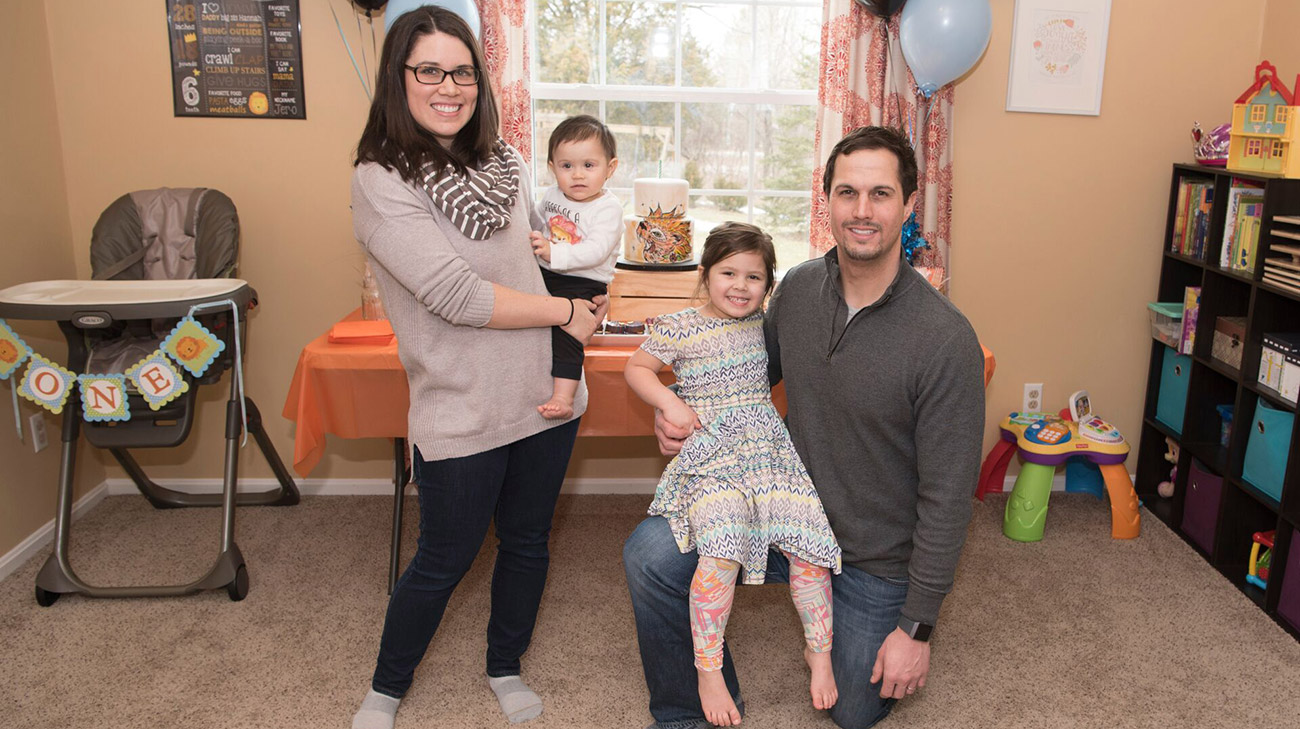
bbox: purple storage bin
[1279,537,1300,633]
[1181,460,1223,554]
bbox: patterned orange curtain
[812,0,954,292]
[478,0,532,161]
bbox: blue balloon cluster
[383,0,481,38]
[899,0,992,99]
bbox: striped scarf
[420,140,521,241]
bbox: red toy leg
[977,440,1017,501]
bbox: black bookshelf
[1136,163,1300,638]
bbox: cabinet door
[1181,460,1223,553]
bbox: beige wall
[955,0,1266,458]
[3,0,1290,559]
[1262,0,1300,75]
[0,4,105,557]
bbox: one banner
[78,374,131,422]
[18,354,76,415]
[0,319,31,380]
[162,316,226,377]
[167,0,306,119]
[126,353,190,411]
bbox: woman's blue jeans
[623,515,907,729]
[371,419,580,698]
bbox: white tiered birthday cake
[621,178,695,266]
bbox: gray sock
[352,689,401,729]
[487,674,543,723]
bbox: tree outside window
[532,0,820,271]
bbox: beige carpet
[1,492,1298,728]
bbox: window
[530,0,821,270]
[1247,139,1263,157]
[1276,105,1290,124]
[1251,104,1267,123]
[1272,141,1286,159]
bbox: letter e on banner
[125,352,189,411]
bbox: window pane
[533,99,601,186]
[758,195,811,270]
[756,103,815,192]
[607,101,676,187]
[607,0,677,86]
[681,3,748,89]
[534,0,599,84]
[689,193,746,255]
[682,103,750,192]
[754,5,821,90]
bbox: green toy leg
[1004,462,1055,542]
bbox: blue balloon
[383,0,481,39]
[899,0,992,99]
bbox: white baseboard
[104,476,661,497]
[0,482,109,583]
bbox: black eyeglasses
[405,65,480,86]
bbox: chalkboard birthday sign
[167,0,306,119]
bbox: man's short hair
[547,115,617,162]
[821,126,918,201]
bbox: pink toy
[1192,121,1230,167]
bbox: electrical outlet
[30,413,48,453]
[1023,382,1044,413]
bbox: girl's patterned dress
[642,308,841,584]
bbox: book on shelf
[1172,177,1213,258]
[1231,196,1265,272]
[1222,179,1266,267]
[1180,285,1201,355]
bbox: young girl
[624,222,842,727]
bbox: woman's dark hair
[354,6,499,182]
[698,222,777,295]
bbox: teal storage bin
[1156,348,1191,435]
[1242,400,1294,501]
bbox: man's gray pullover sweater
[765,249,985,625]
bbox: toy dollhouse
[1228,61,1300,177]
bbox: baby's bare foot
[697,669,742,726]
[805,646,838,710]
[537,396,574,420]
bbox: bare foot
[537,396,574,420]
[805,646,838,710]
[698,669,741,726]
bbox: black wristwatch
[897,616,933,642]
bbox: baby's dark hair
[547,115,617,162]
[699,222,776,294]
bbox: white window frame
[528,0,820,236]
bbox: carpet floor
[1,492,1298,728]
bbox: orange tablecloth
[283,314,994,478]
[282,318,676,477]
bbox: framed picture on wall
[1006,0,1112,116]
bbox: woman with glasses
[349,8,602,729]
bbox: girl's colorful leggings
[689,553,833,672]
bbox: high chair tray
[0,279,251,321]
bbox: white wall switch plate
[30,413,48,453]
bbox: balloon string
[330,0,372,100]
[354,5,371,93]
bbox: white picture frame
[1006,0,1112,116]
